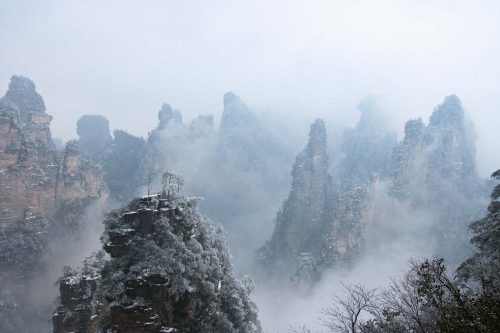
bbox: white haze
[254,181,456,332]
[1,1,499,332]
[1,0,499,176]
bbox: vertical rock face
[56,140,109,229]
[338,95,397,191]
[390,95,485,260]
[0,75,109,333]
[425,95,478,199]
[260,120,371,285]
[76,115,112,161]
[390,118,427,201]
[391,95,480,205]
[0,76,108,229]
[103,130,146,202]
[3,75,46,122]
[0,77,59,227]
[320,185,371,270]
[265,119,333,265]
[54,187,262,333]
[74,114,147,203]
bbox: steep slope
[390,95,487,261]
[261,120,333,269]
[0,75,108,333]
[0,76,108,231]
[259,120,372,286]
[53,177,262,333]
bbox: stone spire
[3,75,46,115]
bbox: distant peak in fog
[3,75,46,115]
[306,118,327,155]
[223,91,242,107]
[429,94,464,128]
[158,103,182,128]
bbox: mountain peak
[158,103,182,128]
[3,75,46,114]
[429,94,464,128]
[306,119,327,155]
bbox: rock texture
[390,95,486,260]
[259,120,372,286]
[0,75,108,333]
[0,76,108,230]
[262,120,333,268]
[54,183,262,333]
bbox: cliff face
[390,95,486,260]
[259,120,372,285]
[56,140,109,229]
[0,76,108,230]
[264,120,333,266]
[391,96,481,206]
[0,100,58,227]
[54,186,262,333]
[0,76,109,333]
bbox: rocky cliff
[259,119,372,286]
[53,178,262,333]
[390,95,486,261]
[0,75,108,333]
[391,95,479,203]
[0,76,108,230]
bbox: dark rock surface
[77,114,113,161]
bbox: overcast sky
[1,0,499,176]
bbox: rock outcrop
[54,179,262,333]
[259,120,372,286]
[103,130,146,203]
[261,120,333,270]
[0,75,108,333]
[77,115,112,162]
[0,76,108,230]
[390,95,486,261]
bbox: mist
[1,1,500,333]
[1,0,499,175]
